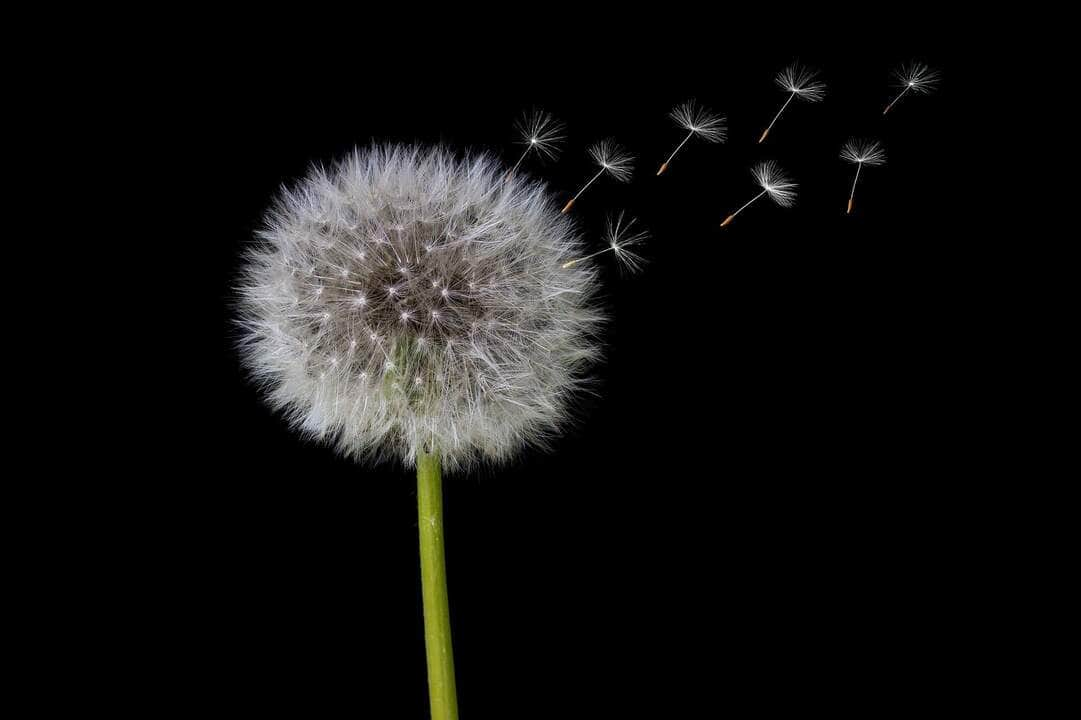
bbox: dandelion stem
[848,163,862,214]
[659,131,695,174]
[418,452,459,720]
[507,147,530,178]
[563,169,606,213]
[562,246,613,269]
[760,92,794,143]
[734,190,767,217]
[884,85,911,114]
[721,191,767,227]
[573,169,605,201]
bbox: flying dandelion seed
[840,139,887,214]
[884,62,939,115]
[561,139,635,213]
[506,109,565,179]
[562,212,649,273]
[657,100,726,176]
[720,161,797,227]
[758,63,826,143]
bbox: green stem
[417,452,459,720]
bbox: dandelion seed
[840,139,886,214]
[759,63,826,143]
[884,62,939,115]
[657,100,726,176]
[506,109,565,179]
[562,212,648,273]
[562,139,635,213]
[720,161,797,228]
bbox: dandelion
[657,100,726,176]
[562,212,648,273]
[758,63,826,143]
[506,108,565,178]
[561,139,635,213]
[238,144,604,720]
[884,62,939,115]
[840,139,886,214]
[720,161,797,227]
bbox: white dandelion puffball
[238,145,604,471]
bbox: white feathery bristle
[238,144,604,471]
[894,62,939,93]
[841,139,887,166]
[752,161,798,207]
[670,100,727,143]
[588,139,636,182]
[605,213,648,274]
[561,212,648,272]
[775,63,827,101]
[515,109,566,160]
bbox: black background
[179,17,971,717]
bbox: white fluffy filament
[658,100,727,176]
[720,161,798,227]
[841,139,887,213]
[759,63,826,143]
[561,139,636,213]
[562,213,649,273]
[884,62,939,114]
[507,109,565,178]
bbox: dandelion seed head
[752,161,798,207]
[841,139,887,166]
[894,62,939,93]
[670,100,727,143]
[238,145,604,471]
[588,139,635,182]
[776,63,827,102]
